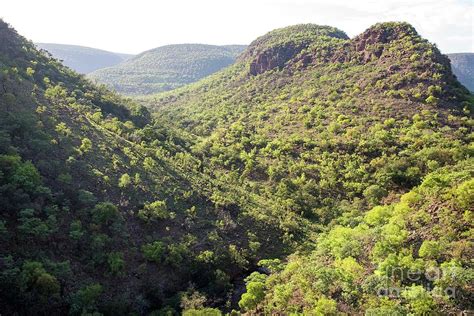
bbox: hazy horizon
[2,0,473,54]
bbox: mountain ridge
[36,43,133,73]
[1,19,473,315]
[88,43,247,95]
[448,52,474,92]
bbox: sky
[1,0,473,54]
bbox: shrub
[401,285,435,314]
[454,179,474,209]
[313,296,337,315]
[79,137,92,154]
[69,220,84,240]
[239,272,266,311]
[92,202,120,225]
[107,252,125,275]
[118,173,131,188]
[137,200,170,221]
[70,283,103,315]
[19,261,60,297]
[425,95,438,105]
[142,241,165,263]
[77,190,97,206]
[363,185,388,207]
[418,240,442,259]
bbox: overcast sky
[2,0,473,54]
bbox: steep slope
[150,23,474,314]
[0,20,278,315]
[36,43,133,73]
[448,53,474,92]
[88,44,246,95]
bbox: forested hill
[0,18,473,315]
[0,19,279,315]
[448,53,474,92]
[88,44,247,95]
[151,23,474,314]
[36,43,133,73]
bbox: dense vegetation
[1,19,473,315]
[36,43,133,74]
[150,23,474,314]
[0,20,276,315]
[88,44,246,96]
[448,53,474,92]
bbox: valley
[0,18,473,316]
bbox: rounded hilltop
[239,24,348,75]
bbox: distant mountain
[448,53,474,92]
[88,44,247,95]
[36,43,133,73]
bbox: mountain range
[448,53,474,92]
[36,43,133,73]
[0,19,473,315]
[88,44,247,95]
[38,44,473,97]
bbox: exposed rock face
[240,24,348,76]
[249,44,304,75]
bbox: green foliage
[69,220,84,240]
[118,173,131,188]
[454,178,474,209]
[142,241,165,263]
[401,285,436,314]
[107,251,125,275]
[20,261,60,297]
[137,200,170,221]
[70,283,103,315]
[418,240,442,259]
[239,272,266,311]
[91,202,120,225]
[88,44,246,95]
[313,296,337,315]
[0,18,473,315]
[182,308,222,316]
[79,137,92,154]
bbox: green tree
[118,173,131,188]
[92,202,120,225]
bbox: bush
[142,241,165,263]
[137,200,170,221]
[20,261,60,297]
[69,220,84,240]
[78,137,92,154]
[363,185,388,207]
[70,283,103,315]
[454,179,474,209]
[239,272,266,311]
[401,285,435,314]
[107,252,125,275]
[118,173,131,188]
[418,240,442,259]
[313,296,337,315]
[35,273,60,296]
[77,190,97,206]
[92,202,120,225]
